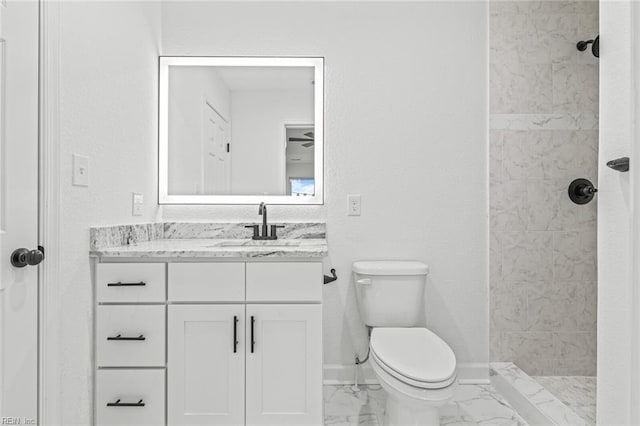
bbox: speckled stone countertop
[90,238,328,259]
[89,222,327,259]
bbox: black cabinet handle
[106,399,145,407]
[107,334,146,341]
[250,316,255,353]
[107,281,146,287]
[233,316,238,353]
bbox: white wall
[598,1,634,424]
[230,89,313,195]
[161,1,489,377]
[58,2,161,423]
[168,67,230,194]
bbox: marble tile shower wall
[489,1,599,376]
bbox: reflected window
[290,178,315,196]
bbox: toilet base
[384,393,440,426]
[370,352,454,426]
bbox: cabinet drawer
[97,305,165,367]
[169,263,244,302]
[96,369,165,426]
[246,262,322,301]
[97,263,165,303]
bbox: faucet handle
[244,225,259,239]
[270,225,285,239]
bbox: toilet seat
[370,327,456,389]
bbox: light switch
[348,194,361,216]
[72,154,89,187]
[132,192,144,216]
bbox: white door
[202,104,230,195]
[0,0,40,422]
[246,304,322,426]
[168,305,245,426]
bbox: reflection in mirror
[159,57,324,205]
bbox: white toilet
[353,260,457,426]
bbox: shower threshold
[490,362,593,426]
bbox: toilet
[353,260,457,426]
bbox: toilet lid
[370,328,456,384]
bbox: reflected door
[203,104,230,195]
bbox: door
[168,305,244,426]
[0,0,40,422]
[202,103,230,195]
[246,304,322,426]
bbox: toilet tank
[353,260,429,327]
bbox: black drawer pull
[107,399,145,407]
[107,281,146,287]
[233,315,239,353]
[250,316,255,353]
[107,334,146,341]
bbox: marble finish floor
[534,376,596,426]
[324,384,528,426]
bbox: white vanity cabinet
[94,260,323,426]
[168,304,245,425]
[245,304,322,426]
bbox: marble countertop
[90,238,328,259]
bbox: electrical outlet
[348,194,361,216]
[132,192,144,216]
[72,154,89,187]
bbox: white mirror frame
[158,56,324,205]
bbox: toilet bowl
[352,261,457,426]
[369,327,456,426]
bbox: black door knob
[11,246,45,268]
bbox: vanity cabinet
[94,260,323,426]
[245,304,322,426]
[168,305,245,425]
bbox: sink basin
[213,240,301,248]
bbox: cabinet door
[168,305,244,426]
[246,304,322,426]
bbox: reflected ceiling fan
[288,131,314,147]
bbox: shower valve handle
[578,186,597,196]
[568,178,598,205]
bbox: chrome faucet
[244,202,284,240]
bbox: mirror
[159,57,324,205]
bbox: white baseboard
[323,363,378,385]
[456,362,490,384]
[323,362,489,385]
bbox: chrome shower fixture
[577,35,599,58]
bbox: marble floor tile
[324,383,528,426]
[534,376,596,426]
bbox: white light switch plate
[72,154,89,187]
[132,192,144,216]
[348,194,361,216]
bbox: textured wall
[489,1,599,375]
[58,2,162,424]
[161,1,490,377]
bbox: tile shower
[489,0,599,376]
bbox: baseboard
[456,362,490,384]
[323,363,378,385]
[323,362,489,385]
